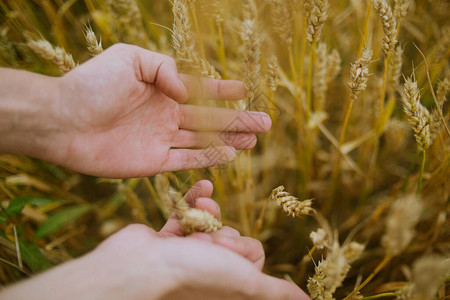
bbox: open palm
[49,44,271,177]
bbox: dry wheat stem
[345,254,392,299]
[328,48,373,211]
[189,1,206,60]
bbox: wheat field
[0,0,449,299]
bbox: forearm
[0,247,176,300]
[0,68,61,156]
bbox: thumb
[133,46,188,102]
[251,274,311,300]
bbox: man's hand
[0,44,271,177]
[55,44,272,177]
[0,181,310,300]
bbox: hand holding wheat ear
[0,180,309,300]
[0,43,271,178]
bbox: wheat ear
[306,0,330,44]
[401,77,431,151]
[84,25,103,56]
[270,186,314,217]
[27,38,76,73]
[373,0,398,55]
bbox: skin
[0,44,310,299]
[0,43,271,178]
[0,181,310,300]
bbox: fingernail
[227,146,236,154]
[251,111,269,118]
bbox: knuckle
[167,56,177,66]
[158,55,176,69]
[247,237,264,253]
[216,80,224,98]
[110,42,128,52]
[121,223,152,235]
[222,226,241,236]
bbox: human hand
[0,181,310,300]
[38,43,271,177]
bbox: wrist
[0,69,63,157]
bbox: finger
[214,226,240,237]
[252,274,311,300]
[160,180,214,237]
[180,74,247,100]
[179,105,272,132]
[99,223,158,249]
[160,147,236,173]
[159,197,220,237]
[172,130,257,150]
[188,232,214,242]
[212,235,265,270]
[194,197,221,221]
[159,213,183,237]
[183,180,213,206]
[133,45,188,102]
